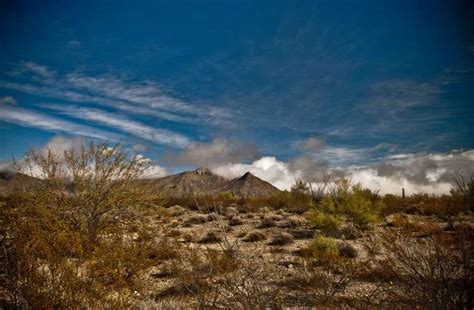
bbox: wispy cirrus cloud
[368,80,440,114]
[40,104,191,147]
[1,61,232,125]
[0,80,198,124]
[0,105,122,141]
[21,61,57,79]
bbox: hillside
[216,172,281,198]
[149,168,281,198]
[0,171,43,195]
[148,167,228,197]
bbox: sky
[1,0,473,194]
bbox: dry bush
[197,231,222,244]
[257,217,277,228]
[337,241,358,258]
[1,143,158,308]
[279,257,357,307]
[162,193,240,212]
[377,229,474,308]
[169,247,282,308]
[390,216,443,237]
[183,214,208,226]
[268,232,294,246]
[382,192,469,217]
[22,142,150,243]
[1,200,137,308]
[228,216,243,226]
[276,218,300,228]
[242,230,267,242]
[192,197,240,257]
[451,173,474,212]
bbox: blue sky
[0,1,473,192]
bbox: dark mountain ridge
[149,168,281,198]
[0,168,282,198]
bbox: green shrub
[311,235,339,259]
[308,208,341,231]
[308,178,382,230]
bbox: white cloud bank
[212,156,300,190]
[1,136,168,180]
[211,150,474,194]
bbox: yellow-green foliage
[1,143,158,308]
[308,207,341,231]
[311,235,339,259]
[309,178,382,230]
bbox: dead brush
[279,256,357,307]
[193,196,239,258]
[257,217,277,228]
[242,230,266,242]
[170,248,282,308]
[376,228,474,308]
[268,232,294,246]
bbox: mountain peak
[194,167,212,176]
[240,171,255,179]
[219,171,280,198]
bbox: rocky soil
[123,203,474,308]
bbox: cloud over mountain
[211,149,474,194]
[164,138,259,167]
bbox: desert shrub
[228,216,243,226]
[197,231,221,244]
[276,217,300,228]
[382,192,470,217]
[257,217,277,228]
[268,232,294,246]
[309,178,382,231]
[310,235,340,260]
[280,255,357,307]
[22,143,150,243]
[451,173,474,212]
[163,193,240,211]
[337,241,358,258]
[378,229,474,308]
[170,248,281,308]
[288,179,313,213]
[1,200,139,308]
[308,208,341,232]
[242,230,266,242]
[1,143,159,308]
[215,192,240,207]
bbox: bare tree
[24,142,149,243]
